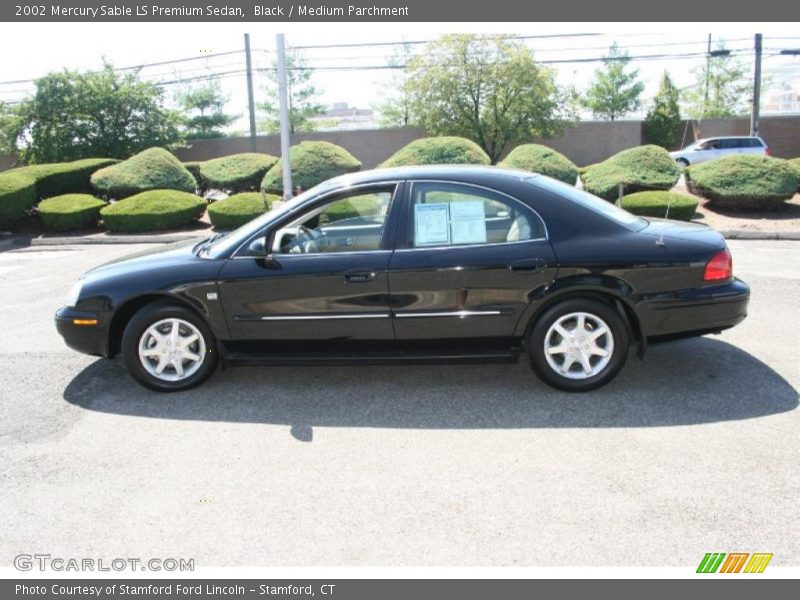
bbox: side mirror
[248,231,280,268]
[248,237,267,256]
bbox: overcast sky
[1,22,799,131]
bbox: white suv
[670,136,769,167]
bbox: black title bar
[0,0,796,22]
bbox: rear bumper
[55,307,110,357]
[639,278,750,342]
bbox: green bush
[100,190,206,233]
[182,161,204,184]
[261,141,361,193]
[498,144,578,185]
[38,194,107,231]
[10,158,120,199]
[207,192,279,230]
[582,145,682,200]
[790,158,800,189]
[685,155,799,210]
[91,148,197,199]
[319,194,382,224]
[380,136,490,168]
[0,171,37,228]
[199,153,278,193]
[621,191,698,221]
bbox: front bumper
[55,307,110,357]
[639,277,750,342]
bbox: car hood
[83,237,208,281]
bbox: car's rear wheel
[121,303,218,392]
[528,299,629,392]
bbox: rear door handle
[509,258,546,272]
[343,270,377,283]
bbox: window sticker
[449,200,487,245]
[414,203,450,246]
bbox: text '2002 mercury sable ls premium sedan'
[56,166,749,393]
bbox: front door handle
[343,270,377,283]
[509,258,546,272]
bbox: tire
[121,302,218,392]
[676,158,689,168]
[528,298,629,392]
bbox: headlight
[64,280,83,308]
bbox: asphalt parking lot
[0,240,798,568]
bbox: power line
[0,48,249,86]
[287,32,604,50]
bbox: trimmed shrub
[91,148,196,199]
[621,191,698,221]
[261,141,361,193]
[685,155,799,210]
[10,158,120,199]
[790,158,800,190]
[100,190,206,233]
[38,194,107,231]
[499,144,579,185]
[207,192,279,230]
[183,161,204,184]
[199,153,278,193]
[0,171,37,228]
[582,145,682,201]
[380,136,490,168]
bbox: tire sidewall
[121,303,218,392]
[528,298,629,392]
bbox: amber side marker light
[73,319,98,326]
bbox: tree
[684,44,749,118]
[582,43,645,121]
[375,42,413,128]
[176,80,237,139]
[12,65,182,164]
[644,71,682,149]
[259,50,324,134]
[405,34,574,164]
[0,102,20,155]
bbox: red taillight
[765,146,771,156]
[704,248,733,281]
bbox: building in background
[763,83,800,113]
[309,102,376,131]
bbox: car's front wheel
[676,158,689,168]
[528,299,629,392]
[121,303,218,392]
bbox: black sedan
[56,166,749,392]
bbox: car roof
[323,164,537,187]
[695,135,762,142]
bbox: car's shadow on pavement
[63,337,798,440]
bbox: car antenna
[656,194,673,247]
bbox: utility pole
[703,33,711,111]
[276,33,293,199]
[750,33,762,136]
[244,33,257,152]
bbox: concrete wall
[0,154,19,172]
[175,127,427,169]
[175,121,644,168]
[2,116,798,173]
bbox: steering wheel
[294,225,320,254]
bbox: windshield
[526,176,646,230]
[201,181,340,258]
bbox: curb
[718,230,800,240]
[0,233,202,250]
